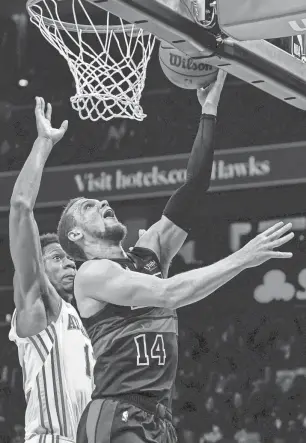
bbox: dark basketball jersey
[82,247,178,409]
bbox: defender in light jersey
[57,71,294,443]
[9,97,95,443]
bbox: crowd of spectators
[173,304,306,443]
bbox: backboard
[86,0,306,111]
[216,0,306,41]
[156,0,210,24]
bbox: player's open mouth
[102,208,115,219]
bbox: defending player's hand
[197,69,227,115]
[237,222,294,269]
[35,96,68,146]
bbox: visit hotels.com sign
[0,141,306,211]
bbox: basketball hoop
[26,0,156,121]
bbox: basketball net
[26,0,156,121]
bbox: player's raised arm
[9,97,68,310]
[76,222,293,310]
[135,70,227,276]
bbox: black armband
[163,114,216,232]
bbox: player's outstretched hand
[197,69,227,115]
[35,96,68,146]
[236,222,294,269]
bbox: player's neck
[84,241,127,260]
[58,289,74,303]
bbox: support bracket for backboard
[88,0,306,110]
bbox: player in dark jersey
[84,247,177,407]
[57,70,294,443]
[79,246,179,442]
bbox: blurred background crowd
[175,306,306,443]
[1,1,306,443]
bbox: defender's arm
[10,97,68,310]
[10,137,52,309]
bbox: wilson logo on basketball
[169,53,213,71]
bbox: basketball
[159,43,218,90]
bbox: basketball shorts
[76,394,177,443]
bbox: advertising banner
[1,141,306,211]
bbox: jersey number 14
[134,334,166,366]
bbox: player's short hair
[40,233,59,255]
[57,197,87,262]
